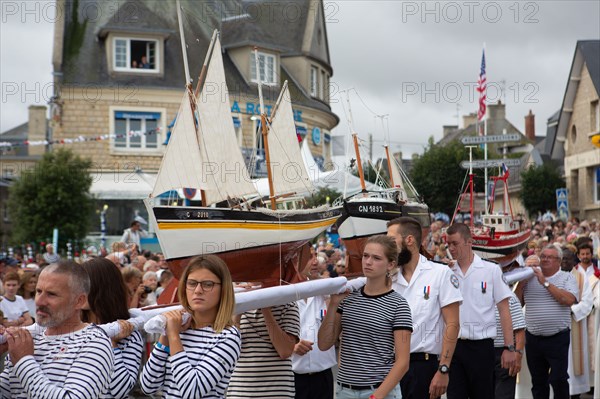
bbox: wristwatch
[438,364,450,374]
[503,344,516,352]
[543,281,550,289]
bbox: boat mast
[467,145,475,230]
[176,0,192,93]
[254,47,277,210]
[176,0,213,205]
[194,29,218,98]
[345,92,366,192]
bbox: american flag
[476,49,487,125]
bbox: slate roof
[57,0,335,117]
[579,40,600,96]
[437,103,529,148]
[549,40,600,161]
[221,0,331,68]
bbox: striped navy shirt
[227,303,301,399]
[0,324,114,399]
[103,330,144,399]
[140,325,241,399]
[494,293,526,347]
[523,270,579,336]
[337,288,413,386]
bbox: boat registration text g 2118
[358,205,384,213]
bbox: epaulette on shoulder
[430,259,450,266]
[483,259,499,265]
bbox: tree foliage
[8,149,94,248]
[410,137,485,215]
[305,187,341,208]
[351,161,388,185]
[520,162,565,217]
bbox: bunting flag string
[0,128,162,149]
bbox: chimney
[525,110,535,141]
[462,113,477,129]
[443,125,458,137]
[28,105,48,156]
[488,100,506,121]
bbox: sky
[1,0,599,161]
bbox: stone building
[49,0,338,236]
[552,40,600,220]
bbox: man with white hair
[42,244,60,264]
[515,245,579,398]
[0,260,114,398]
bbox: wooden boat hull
[472,229,531,266]
[166,240,312,287]
[145,201,340,284]
[336,198,430,275]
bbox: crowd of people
[0,214,598,399]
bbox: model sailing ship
[451,147,530,266]
[334,95,430,276]
[145,29,340,286]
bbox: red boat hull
[471,229,531,265]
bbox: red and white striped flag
[476,49,487,134]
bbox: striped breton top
[140,325,241,399]
[103,330,144,399]
[337,287,413,386]
[493,292,526,348]
[0,324,114,399]
[226,303,301,399]
[523,270,579,336]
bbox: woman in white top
[140,255,242,399]
[17,271,38,321]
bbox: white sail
[151,93,206,198]
[195,39,256,205]
[388,153,406,192]
[267,83,314,197]
[151,38,256,203]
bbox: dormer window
[250,51,277,85]
[112,37,160,73]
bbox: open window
[113,37,160,72]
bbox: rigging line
[351,88,380,117]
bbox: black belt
[295,369,329,376]
[339,382,382,391]
[410,352,438,361]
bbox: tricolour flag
[501,163,510,178]
[476,49,487,127]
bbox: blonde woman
[140,255,241,398]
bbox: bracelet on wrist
[155,341,170,354]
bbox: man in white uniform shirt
[386,217,462,399]
[445,223,516,399]
[291,249,337,399]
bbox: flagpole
[481,43,489,215]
